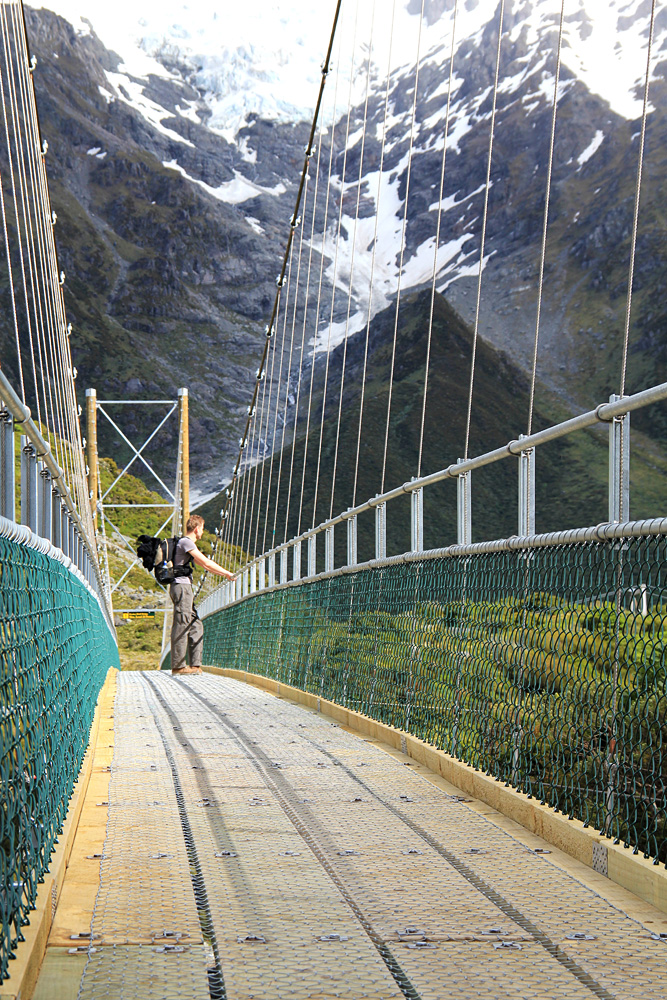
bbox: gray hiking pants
[170,581,203,670]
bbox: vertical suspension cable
[262,245,294,553]
[463,0,505,460]
[281,172,313,545]
[301,40,344,533]
[311,0,353,527]
[0,7,42,424]
[207,0,342,576]
[417,0,458,478]
[295,130,325,537]
[329,0,376,520]
[351,0,397,507]
[620,0,656,398]
[380,0,425,493]
[526,0,565,437]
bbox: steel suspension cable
[261,244,294,553]
[380,0,425,493]
[329,0,376,520]
[527,0,565,437]
[463,0,506,460]
[295,125,326,537]
[620,0,656,399]
[303,38,344,533]
[0,8,42,425]
[281,170,313,545]
[311,0,356,527]
[417,0,459,478]
[212,0,342,549]
[351,0,397,507]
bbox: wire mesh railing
[200,523,667,867]
[0,519,119,985]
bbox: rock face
[0,7,311,493]
[2,4,664,512]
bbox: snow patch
[106,71,195,146]
[577,130,605,168]
[245,215,264,235]
[163,160,286,205]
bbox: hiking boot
[172,666,198,676]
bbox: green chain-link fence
[0,534,119,984]
[203,533,667,865]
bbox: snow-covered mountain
[17,1,667,504]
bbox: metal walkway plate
[73,672,666,1000]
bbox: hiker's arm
[190,547,235,579]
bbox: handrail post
[61,505,69,557]
[268,552,275,588]
[325,525,334,573]
[375,502,386,560]
[411,485,423,553]
[308,534,316,577]
[243,568,249,596]
[518,435,535,536]
[51,488,61,549]
[250,562,257,593]
[347,515,357,567]
[456,458,472,545]
[38,463,52,541]
[0,407,14,521]
[609,394,630,523]
[293,540,302,581]
[21,435,38,533]
[280,546,288,584]
[258,556,266,590]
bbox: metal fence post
[608,394,630,523]
[235,575,242,600]
[21,436,38,532]
[38,463,52,540]
[258,556,266,590]
[61,506,69,557]
[250,562,257,593]
[280,546,288,584]
[375,503,386,560]
[243,568,249,596]
[69,519,76,562]
[0,408,14,520]
[268,552,275,588]
[347,515,357,567]
[410,486,423,553]
[325,525,334,573]
[308,534,316,577]
[293,540,302,581]
[456,460,472,545]
[518,436,535,536]
[51,489,61,549]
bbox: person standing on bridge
[170,514,235,676]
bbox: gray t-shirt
[172,536,196,583]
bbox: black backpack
[136,535,193,584]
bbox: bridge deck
[33,672,666,1000]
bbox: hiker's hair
[186,514,205,532]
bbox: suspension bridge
[1,1,666,998]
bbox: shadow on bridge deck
[29,671,667,1000]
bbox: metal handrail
[209,380,667,587]
[0,367,111,620]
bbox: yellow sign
[121,611,156,620]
